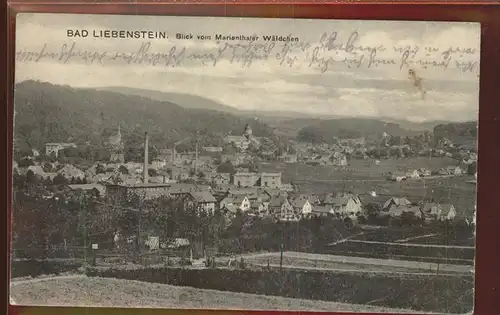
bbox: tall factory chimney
[143,132,149,184]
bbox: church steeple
[244,124,252,139]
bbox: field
[240,251,472,275]
[262,157,460,181]
[322,226,475,265]
[10,276,420,313]
[261,158,476,218]
[351,227,475,246]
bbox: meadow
[9,276,425,313]
[261,158,476,218]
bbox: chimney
[143,132,149,184]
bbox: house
[418,168,431,177]
[383,197,412,211]
[406,170,420,179]
[387,205,422,218]
[186,191,217,215]
[67,183,106,198]
[57,164,86,181]
[450,166,464,176]
[290,196,313,218]
[194,156,215,169]
[282,153,298,163]
[319,152,348,166]
[312,205,334,217]
[211,172,231,186]
[260,173,282,189]
[173,152,195,166]
[322,193,362,217]
[422,203,457,221]
[26,165,49,178]
[106,183,174,202]
[250,199,270,216]
[220,195,252,212]
[269,197,297,221]
[45,142,77,158]
[331,152,347,166]
[280,183,294,192]
[390,172,407,182]
[152,157,168,169]
[203,146,223,153]
[223,124,261,152]
[233,172,260,187]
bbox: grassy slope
[10,277,422,313]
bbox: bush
[87,266,473,313]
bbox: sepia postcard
[10,13,478,314]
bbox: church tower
[244,124,252,139]
[109,124,125,163]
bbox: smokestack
[143,132,149,184]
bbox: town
[12,122,477,264]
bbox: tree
[118,165,129,175]
[217,161,235,174]
[95,164,106,174]
[25,170,37,185]
[297,126,326,144]
[42,162,54,173]
[18,158,34,168]
[13,172,26,190]
[148,168,158,177]
[53,174,68,186]
[222,143,238,155]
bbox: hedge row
[11,259,83,278]
[86,266,474,314]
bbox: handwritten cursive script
[15,30,479,74]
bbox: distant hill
[13,81,276,153]
[433,121,477,146]
[98,87,242,115]
[294,118,425,143]
[98,87,309,119]
[97,87,452,138]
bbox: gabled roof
[225,194,249,205]
[221,204,239,214]
[189,191,216,203]
[290,198,309,208]
[312,205,332,213]
[166,238,190,248]
[68,184,105,195]
[269,196,288,208]
[322,192,359,206]
[383,197,411,209]
[441,204,455,215]
[168,183,199,194]
[57,164,84,177]
[422,202,439,213]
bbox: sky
[15,13,480,123]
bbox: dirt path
[251,263,466,277]
[395,233,440,243]
[348,239,474,249]
[237,251,473,274]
